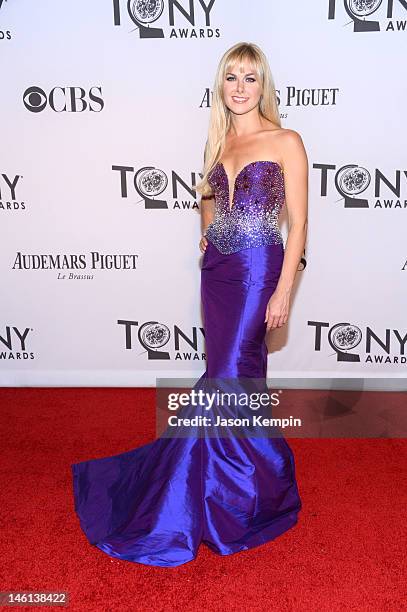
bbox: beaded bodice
[204,160,285,255]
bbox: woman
[71,42,307,567]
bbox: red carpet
[1,387,406,611]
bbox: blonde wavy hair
[194,41,281,198]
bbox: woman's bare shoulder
[273,128,306,158]
[269,126,304,143]
[260,126,305,168]
[261,125,303,147]
[277,129,308,173]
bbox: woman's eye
[226,76,256,82]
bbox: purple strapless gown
[71,160,302,567]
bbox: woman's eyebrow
[226,71,256,76]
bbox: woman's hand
[264,290,290,331]
[199,235,208,253]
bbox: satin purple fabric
[71,163,302,567]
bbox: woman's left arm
[265,130,309,330]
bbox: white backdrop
[1,0,406,387]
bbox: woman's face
[222,60,262,115]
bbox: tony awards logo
[112,163,200,211]
[0,0,11,41]
[328,0,407,32]
[308,320,407,365]
[341,0,382,32]
[117,319,206,361]
[328,323,362,362]
[315,162,407,210]
[135,166,168,209]
[127,0,165,38]
[335,164,370,208]
[138,321,171,359]
[113,0,220,39]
